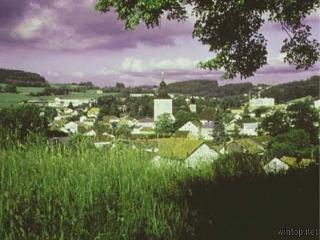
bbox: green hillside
[166,80,253,97]
[166,80,219,95]
[261,75,320,103]
[0,68,47,87]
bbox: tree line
[0,68,47,87]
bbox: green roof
[229,138,264,154]
[157,138,204,160]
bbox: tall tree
[174,110,199,130]
[96,0,320,79]
[260,110,290,136]
[286,101,319,144]
[154,113,174,135]
[212,108,228,145]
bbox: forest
[0,69,48,87]
[261,75,320,103]
[166,80,253,97]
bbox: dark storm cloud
[0,0,193,50]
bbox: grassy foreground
[0,140,212,240]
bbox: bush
[4,84,17,93]
[0,105,48,145]
[176,164,319,240]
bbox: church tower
[154,73,173,121]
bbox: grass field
[0,139,212,239]
[0,85,117,108]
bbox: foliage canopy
[96,0,320,79]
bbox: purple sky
[0,0,319,87]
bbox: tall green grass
[0,139,212,239]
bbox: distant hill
[166,80,253,97]
[166,80,219,95]
[209,82,253,98]
[0,69,47,87]
[261,75,320,103]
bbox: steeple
[157,72,169,99]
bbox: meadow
[0,84,117,108]
[0,138,212,240]
[0,136,317,240]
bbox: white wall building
[48,97,94,108]
[263,158,289,174]
[178,121,213,140]
[61,121,78,134]
[314,99,320,109]
[185,144,219,168]
[250,98,275,108]
[179,122,200,138]
[130,93,154,97]
[154,99,173,121]
[240,122,259,136]
[137,118,154,128]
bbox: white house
[263,158,289,174]
[84,130,96,137]
[94,142,111,148]
[87,107,100,118]
[201,120,214,140]
[314,99,320,109]
[152,138,219,168]
[137,118,154,128]
[178,121,200,138]
[154,99,173,121]
[178,121,213,140]
[54,115,62,121]
[131,126,155,136]
[250,98,275,109]
[49,97,94,108]
[80,116,87,123]
[130,93,154,97]
[185,143,219,168]
[225,119,240,135]
[240,122,259,136]
[61,121,78,134]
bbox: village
[22,78,320,173]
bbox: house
[80,116,87,123]
[131,127,155,136]
[178,121,201,139]
[240,120,259,136]
[263,158,289,174]
[87,107,100,118]
[103,115,120,124]
[250,98,275,109]
[314,99,320,109]
[225,138,265,154]
[130,93,154,97]
[61,121,78,134]
[225,119,241,135]
[121,116,137,127]
[48,97,94,108]
[201,120,214,140]
[178,121,213,141]
[94,142,111,148]
[263,156,315,174]
[281,156,315,169]
[152,138,219,168]
[96,90,103,94]
[137,117,154,128]
[84,130,96,137]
